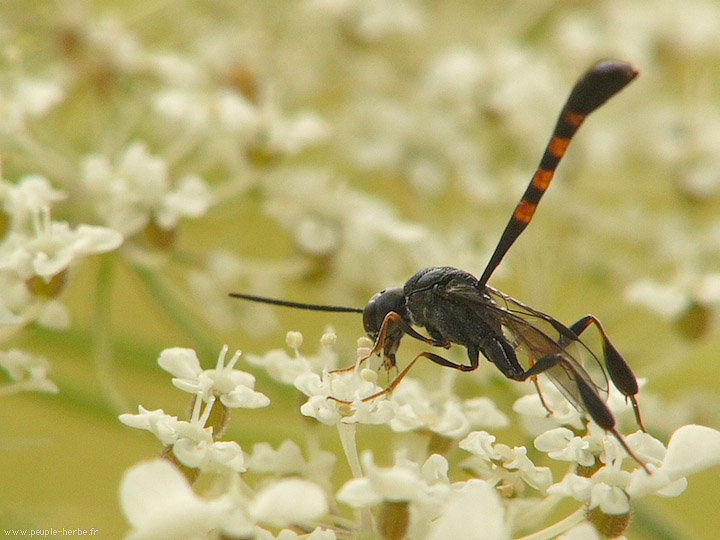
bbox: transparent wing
[443,282,609,413]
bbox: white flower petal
[427,480,509,540]
[36,300,71,330]
[221,385,271,409]
[72,224,124,255]
[120,459,229,540]
[207,441,246,472]
[660,424,720,479]
[626,467,671,498]
[459,431,501,460]
[590,483,630,514]
[119,406,180,446]
[246,440,306,475]
[156,174,214,229]
[250,478,327,527]
[534,427,576,453]
[300,395,343,425]
[432,401,471,438]
[336,477,380,507]
[172,438,207,469]
[463,397,509,428]
[421,454,449,483]
[547,473,592,502]
[158,348,203,380]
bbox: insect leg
[566,315,645,431]
[527,365,554,417]
[331,311,449,374]
[477,333,555,414]
[422,348,478,372]
[343,350,472,404]
[330,311,401,374]
[328,351,425,404]
[519,353,649,473]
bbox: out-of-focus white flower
[512,378,585,435]
[337,450,450,511]
[421,47,487,106]
[119,459,232,540]
[0,349,58,395]
[158,345,270,409]
[261,168,428,290]
[0,77,64,132]
[80,141,213,237]
[154,174,213,229]
[153,87,261,134]
[147,52,205,87]
[260,108,330,157]
[460,431,553,494]
[121,462,329,540]
[250,478,328,527]
[246,329,340,385]
[247,348,315,386]
[307,0,424,44]
[186,251,311,334]
[0,175,66,229]
[427,479,510,540]
[626,274,720,320]
[15,78,64,115]
[84,16,147,73]
[245,439,336,483]
[253,527,337,540]
[0,207,123,283]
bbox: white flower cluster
[119,334,720,540]
[120,345,336,539]
[80,142,214,238]
[0,173,122,394]
[120,346,269,473]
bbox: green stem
[514,506,586,540]
[132,262,217,360]
[337,422,374,533]
[337,422,362,478]
[92,253,127,413]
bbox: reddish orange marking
[531,169,554,191]
[513,199,535,223]
[564,111,585,127]
[547,136,570,158]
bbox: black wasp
[232,60,649,472]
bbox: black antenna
[229,292,363,313]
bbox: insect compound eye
[362,287,405,338]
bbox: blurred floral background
[1,0,719,538]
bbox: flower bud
[26,270,67,298]
[377,500,410,540]
[142,219,176,249]
[585,505,631,539]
